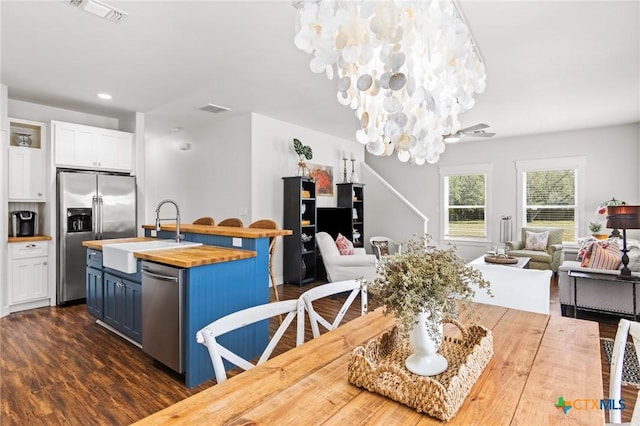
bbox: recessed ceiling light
[97,93,112,100]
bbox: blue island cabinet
[103,273,142,343]
[85,248,143,345]
[183,255,269,388]
[86,235,271,388]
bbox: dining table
[133,303,604,425]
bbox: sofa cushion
[589,244,622,270]
[559,260,640,277]
[335,233,354,255]
[629,247,640,272]
[508,249,552,264]
[525,231,549,251]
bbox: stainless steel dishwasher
[141,261,184,373]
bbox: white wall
[361,164,428,250]
[366,122,640,260]
[251,113,363,282]
[8,100,119,130]
[145,112,363,284]
[144,113,252,225]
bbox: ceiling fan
[443,123,496,143]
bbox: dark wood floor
[0,277,636,425]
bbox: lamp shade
[606,205,640,230]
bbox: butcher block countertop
[8,235,53,243]
[134,245,255,268]
[82,237,256,268]
[142,224,292,238]
[83,237,155,250]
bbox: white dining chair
[608,318,640,424]
[296,279,367,346]
[196,299,299,384]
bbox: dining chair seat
[196,299,299,384]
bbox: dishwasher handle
[142,268,179,282]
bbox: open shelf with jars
[282,176,317,285]
[337,183,365,248]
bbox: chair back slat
[297,280,367,345]
[196,299,299,383]
[608,318,640,424]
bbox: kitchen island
[83,223,290,388]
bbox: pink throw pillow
[580,240,621,268]
[335,233,354,255]
[589,244,622,270]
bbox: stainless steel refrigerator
[57,170,136,304]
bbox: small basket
[484,255,518,264]
[347,320,493,421]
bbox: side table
[569,270,639,320]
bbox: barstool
[193,217,214,225]
[249,219,279,301]
[218,218,243,227]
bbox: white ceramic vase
[405,311,448,376]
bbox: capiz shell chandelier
[293,0,487,165]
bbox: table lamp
[598,197,626,238]
[606,205,640,279]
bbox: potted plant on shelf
[368,235,490,376]
[588,221,608,240]
[293,138,313,177]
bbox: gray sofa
[558,259,640,317]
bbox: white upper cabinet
[53,120,133,172]
[8,118,46,202]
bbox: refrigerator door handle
[98,196,104,239]
[92,195,99,239]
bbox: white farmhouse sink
[103,239,202,273]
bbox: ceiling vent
[70,0,127,23]
[198,103,230,114]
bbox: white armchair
[316,232,378,282]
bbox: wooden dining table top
[133,303,604,425]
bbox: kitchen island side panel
[184,254,268,388]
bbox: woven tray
[347,321,493,421]
[484,255,518,264]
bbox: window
[440,164,492,240]
[516,157,585,243]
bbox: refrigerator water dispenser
[67,208,92,233]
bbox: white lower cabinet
[8,241,49,311]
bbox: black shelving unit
[337,183,365,248]
[282,176,316,285]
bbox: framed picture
[307,163,334,197]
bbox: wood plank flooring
[0,277,637,425]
